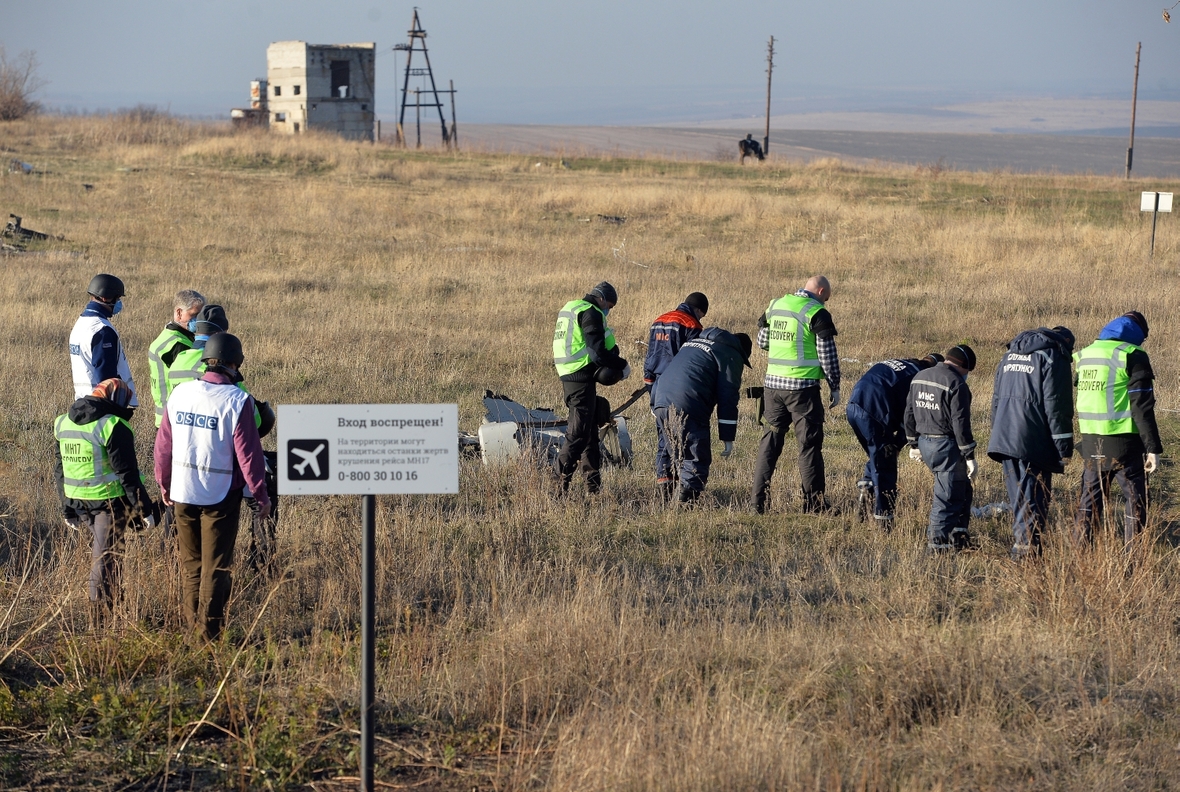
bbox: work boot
[802,493,839,516]
[678,487,701,507]
[873,513,894,533]
[751,494,766,515]
[951,527,972,552]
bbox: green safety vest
[553,299,616,376]
[167,349,263,429]
[148,327,193,427]
[764,294,824,380]
[54,413,128,501]
[1075,339,1140,436]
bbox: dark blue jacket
[643,303,702,401]
[652,327,745,442]
[848,359,925,443]
[987,327,1074,472]
[82,301,123,382]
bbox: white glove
[721,441,734,458]
[829,388,841,409]
[908,447,922,462]
[1145,453,1161,474]
[966,459,978,480]
[621,363,632,381]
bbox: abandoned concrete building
[265,41,375,140]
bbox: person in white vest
[69,274,138,407]
[153,332,269,641]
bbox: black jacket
[560,295,628,383]
[987,327,1074,472]
[652,327,746,441]
[904,362,976,458]
[54,396,152,516]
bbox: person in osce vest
[147,289,205,429]
[904,345,979,553]
[751,275,842,514]
[986,326,1076,560]
[552,281,631,494]
[1073,311,1163,548]
[53,378,157,629]
[154,332,270,641]
[651,328,752,504]
[846,353,944,531]
[69,274,138,407]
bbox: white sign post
[1140,191,1173,257]
[278,404,458,792]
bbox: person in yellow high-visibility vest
[552,281,631,494]
[147,289,206,429]
[1073,311,1163,548]
[751,275,841,514]
[53,378,157,628]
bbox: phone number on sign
[338,470,419,482]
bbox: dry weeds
[1,113,1180,790]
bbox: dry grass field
[3,113,1180,790]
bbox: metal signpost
[278,404,459,792]
[1140,191,1173,257]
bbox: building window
[274,85,281,97]
[294,122,300,132]
[361,104,367,111]
[294,85,301,96]
[275,112,286,122]
[330,60,350,98]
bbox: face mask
[111,299,123,316]
[188,319,198,333]
[602,308,610,318]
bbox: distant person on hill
[987,326,1075,560]
[846,352,944,531]
[751,275,841,514]
[552,281,631,495]
[905,345,978,553]
[652,329,751,504]
[739,134,764,163]
[1072,312,1162,549]
[69,274,138,406]
[643,292,709,499]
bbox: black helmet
[594,365,623,386]
[87,274,125,301]
[201,332,244,366]
[256,400,276,438]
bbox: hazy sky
[5,0,1180,124]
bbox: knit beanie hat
[919,352,945,368]
[1123,311,1149,339]
[91,378,134,408]
[590,281,618,306]
[945,344,977,371]
[734,332,753,368]
[194,304,229,335]
[1049,325,1075,349]
[684,292,709,315]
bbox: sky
[4,0,1180,125]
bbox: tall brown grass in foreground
[2,114,1180,790]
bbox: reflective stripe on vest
[168,347,205,387]
[54,413,126,500]
[553,299,616,376]
[765,294,824,380]
[167,379,251,506]
[1074,340,1138,435]
[148,328,193,426]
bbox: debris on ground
[8,159,33,174]
[971,501,1010,519]
[597,214,626,224]
[2,214,53,246]
[473,389,645,468]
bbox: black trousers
[752,386,826,509]
[175,488,242,641]
[556,380,609,492]
[1075,453,1148,547]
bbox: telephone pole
[1127,41,1141,179]
[764,36,775,156]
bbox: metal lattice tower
[394,8,455,148]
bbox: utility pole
[764,36,775,156]
[1127,41,1141,179]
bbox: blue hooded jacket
[848,359,926,442]
[987,327,1074,472]
[652,327,746,442]
[1098,315,1146,346]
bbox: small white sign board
[278,404,458,495]
[1141,191,1173,212]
